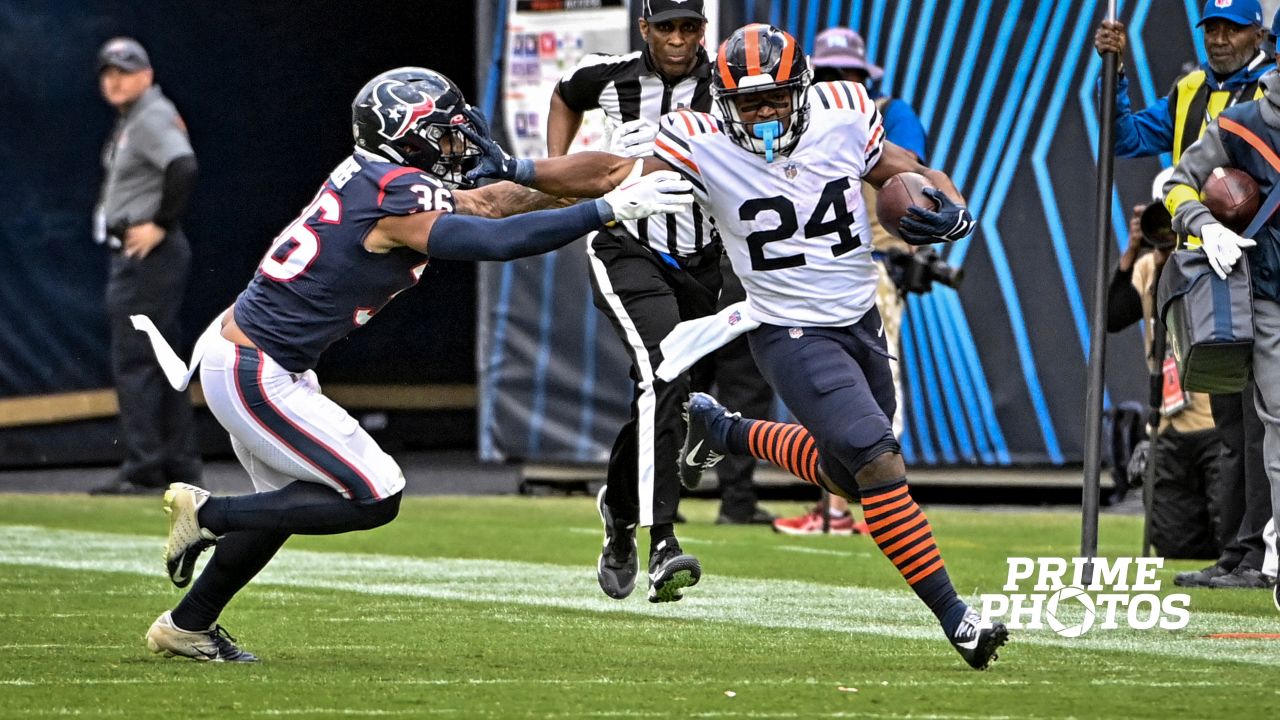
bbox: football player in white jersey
[463,24,1006,669]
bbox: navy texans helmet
[352,67,483,188]
[712,25,811,161]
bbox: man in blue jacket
[1095,0,1269,163]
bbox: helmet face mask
[352,67,484,188]
[712,25,811,162]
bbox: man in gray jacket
[1166,69,1280,603]
[93,37,201,494]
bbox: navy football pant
[747,310,899,496]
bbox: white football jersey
[654,81,885,327]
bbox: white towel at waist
[130,312,224,391]
[655,301,760,382]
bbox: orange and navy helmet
[712,25,811,161]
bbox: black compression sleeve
[154,154,198,230]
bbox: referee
[93,37,201,495]
[547,0,717,602]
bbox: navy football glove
[898,188,975,245]
[458,106,533,185]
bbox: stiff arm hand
[458,107,690,216]
[599,159,691,221]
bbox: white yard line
[0,525,1277,667]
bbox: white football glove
[608,119,658,158]
[601,159,693,222]
[1200,222,1256,280]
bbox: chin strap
[752,121,781,163]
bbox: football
[1202,166,1260,233]
[877,171,938,242]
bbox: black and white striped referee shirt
[556,47,717,257]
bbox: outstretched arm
[458,108,677,197]
[453,181,567,218]
[367,161,692,260]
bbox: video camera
[1139,201,1176,252]
[880,247,963,295]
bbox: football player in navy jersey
[142,67,692,662]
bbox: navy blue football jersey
[234,152,453,372]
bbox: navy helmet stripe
[232,347,378,501]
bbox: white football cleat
[145,611,258,662]
[163,482,217,588]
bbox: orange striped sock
[739,420,822,486]
[859,479,964,627]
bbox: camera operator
[1107,184,1223,560]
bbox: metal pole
[1142,309,1168,557]
[1082,0,1120,584]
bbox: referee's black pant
[106,229,202,488]
[587,229,721,527]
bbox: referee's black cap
[97,37,151,74]
[643,0,706,23]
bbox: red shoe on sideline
[772,507,861,536]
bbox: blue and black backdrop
[0,1,1233,468]
[475,0,1213,466]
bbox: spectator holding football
[1165,60,1280,600]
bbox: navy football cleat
[647,538,701,603]
[948,607,1009,670]
[596,486,638,600]
[679,392,734,489]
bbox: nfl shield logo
[1215,0,1231,7]
[784,163,799,180]
[727,310,741,326]
[789,328,804,339]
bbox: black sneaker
[715,507,777,525]
[679,392,734,489]
[90,479,165,496]
[596,486,637,600]
[948,607,1009,670]
[1174,564,1230,588]
[647,538,701,603]
[1207,567,1276,589]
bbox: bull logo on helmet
[369,79,438,141]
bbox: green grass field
[1,494,1277,719]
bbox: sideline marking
[1,525,1277,666]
